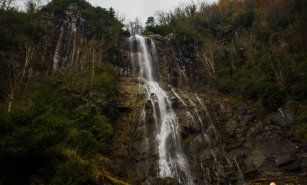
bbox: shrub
[51,159,97,185]
[0,70,116,184]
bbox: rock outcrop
[111,34,307,185]
[29,5,109,75]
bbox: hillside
[0,0,306,185]
[0,0,127,184]
[146,0,307,141]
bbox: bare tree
[0,0,15,10]
[184,3,197,17]
[199,2,211,15]
[174,6,184,18]
[25,0,42,14]
[198,46,216,79]
[8,44,35,113]
[117,14,126,23]
[128,18,143,35]
[155,11,168,25]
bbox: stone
[275,154,297,167]
[279,161,299,171]
[266,108,294,128]
[111,32,307,185]
[299,157,307,170]
[246,150,266,168]
[244,168,260,179]
[149,34,165,42]
[241,114,255,124]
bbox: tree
[109,7,115,17]
[25,0,42,14]
[184,3,197,17]
[145,16,155,29]
[128,18,143,35]
[155,11,171,25]
[0,0,15,10]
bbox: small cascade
[168,87,239,184]
[129,35,194,185]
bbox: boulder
[275,154,297,167]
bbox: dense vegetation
[43,0,123,59]
[0,64,117,185]
[146,0,307,139]
[0,0,125,184]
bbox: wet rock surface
[111,34,307,185]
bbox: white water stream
[129,34,194,185]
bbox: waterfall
[129,35,194,185]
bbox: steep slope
[112,33,306,185]
[0,0,306,185]
[111,0,307,184]
[0,0,127,184]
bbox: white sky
[88,0,218,24]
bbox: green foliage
[0,0,125,184]
[287,56,307,102]
[145,16,155,30]
[81,6,121,39]
[44,0,123,42]
[288,101,307,141]
[44,0,91,13]
[172,21,202,44]
[146,0,306,117]
[234,10,255,28]
[51,159,97,185]
[0,9,44,50]
[0,63,117,185]
[146,24,173,36]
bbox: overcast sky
[88,0,218,24]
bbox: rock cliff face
[17,6,305,183]
[111,34,307,185]
[0,5,112,117]
[31,5,108,75]
[5,5,304,183]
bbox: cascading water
[129,34,194,185]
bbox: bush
[0,10,44,50]
[147,24,173,36]
[0,68,116,184]
[234,10,254,28]
[51,159,97,185]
